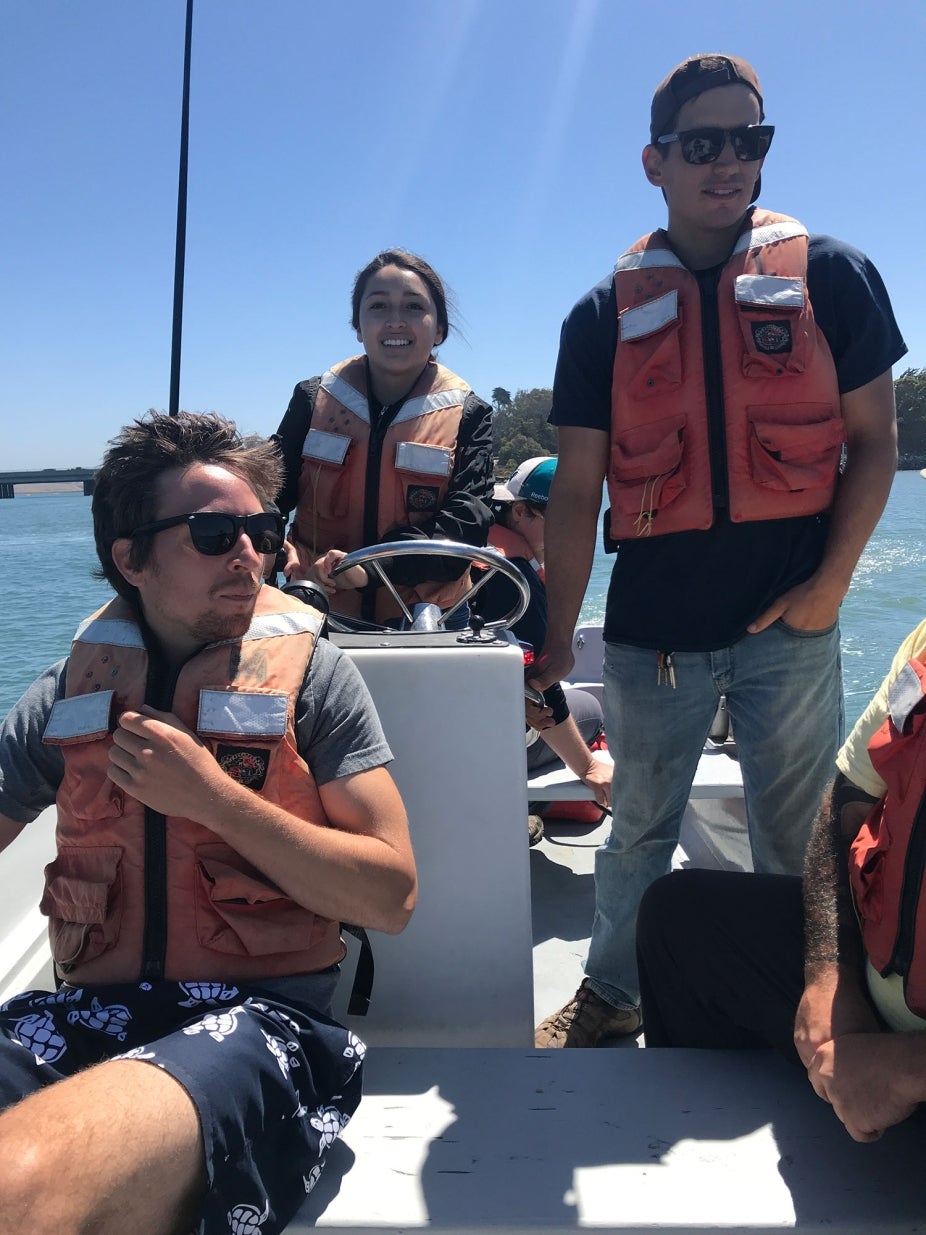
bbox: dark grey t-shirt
[0,636,392,822]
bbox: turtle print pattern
[227,1198,269,1234]
[342,1031,366,1070]
[262,1030,302,1078]
[178,982,240,1008]
[67,997,132,1041]
[11,1011,69,1064]
[182,1008,242,1043]
[1,986,83,1014]
[309,1104,352,1155]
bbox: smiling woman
[270,249,494,627]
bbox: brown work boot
[534,980,641,1047]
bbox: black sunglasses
[656,124,774,165]
[129,510,285,557]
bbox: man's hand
[107,707,227,820]
[580,753,612,810]
[525,697,555,732]
[794,963,881,1067]
[746,575,844,636]
[807,1032,926,1143]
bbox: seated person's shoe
[528,814,545,846]
[534,979,641,1047]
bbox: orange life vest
[849,658,926,1016]
[608,209,844,539]
[291,355,472,621]
[41,589,344,985]
[487,523,544,584]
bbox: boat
[3,541,923,1231]
[4,9,920,1224]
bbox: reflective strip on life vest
[303,427,350,464]
[44,691,115,742]
[319,369,371,423]
[196,690,290,738]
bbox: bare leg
[0,1059,207,1235]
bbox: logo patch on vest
[406,485,439,513]
[751,320,792,354]
[216,745,270,790]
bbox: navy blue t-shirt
[551,232,907,651]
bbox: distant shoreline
[8,464,926,499]
[6,483,85,495]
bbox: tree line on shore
[492,368,926,473]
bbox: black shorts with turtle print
[0,976,365,1235]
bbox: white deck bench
[528,745,750,872]
[527,745,744,803]
[292,1046,926,1231]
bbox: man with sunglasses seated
[533,53,905,1049]
[0,412,417,1235]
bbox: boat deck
[529,747,750,1024]
[302,1046,926,1233]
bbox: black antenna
[169,0,194,417]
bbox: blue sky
[2,0,924,469]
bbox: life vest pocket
[300,430,352,524]
[43,697,125,822]
[618,294,683,401]
[609,413,688,528]
[734,275,811,377]
[194,844,329,957]
[747,405,844,492]
[391,440,454,523]
[40,845,124,972]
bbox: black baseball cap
[650,54,764,142]
[650,54,766,202]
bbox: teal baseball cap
[493,456,557,506]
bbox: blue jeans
[586,620,843,1011]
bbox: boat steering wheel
[329,539,532,635]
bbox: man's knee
[637,868,772,982]
[0,1124,72,1235]
[638,869,718,948]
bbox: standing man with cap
[533,53,905,1047]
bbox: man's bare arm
[530,426,609,690]
[534,716,612,809]
[801,781,926,1143]
[795,775,881,1065]
[749,369,897,633]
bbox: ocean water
[0,472,922,727]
